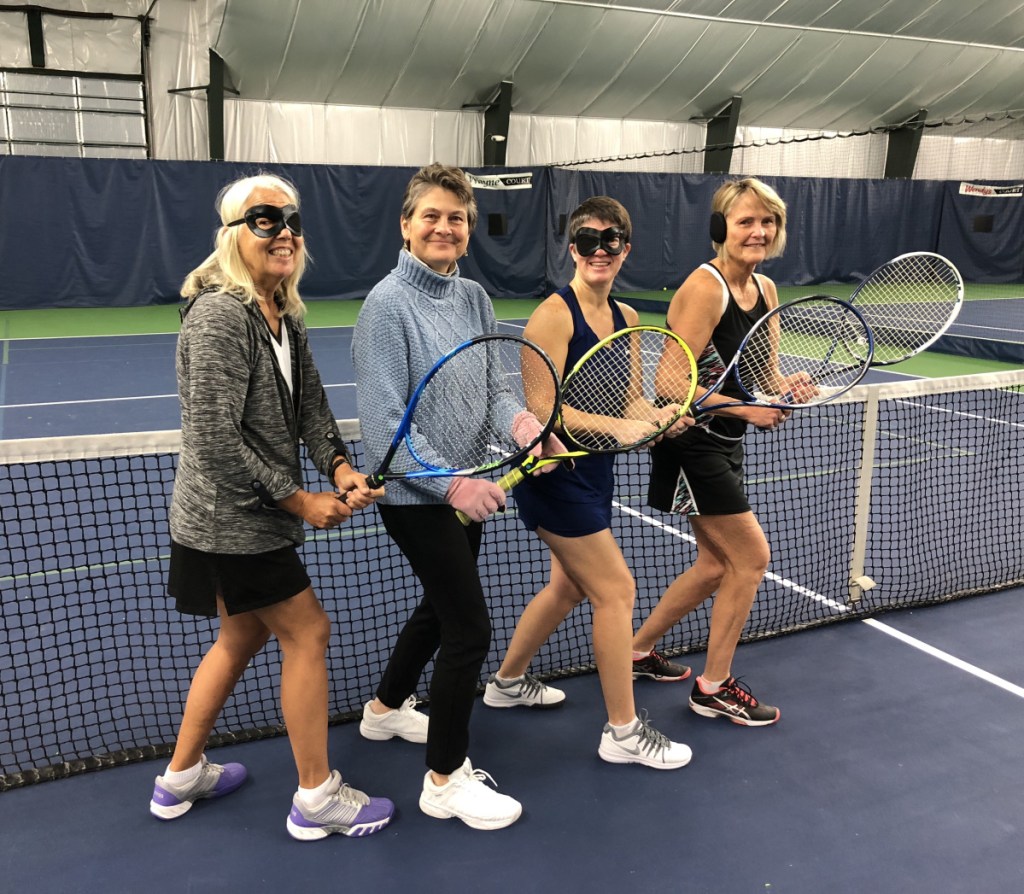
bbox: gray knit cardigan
[170,289,347,553]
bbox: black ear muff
[709,211,727,244]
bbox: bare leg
[252,587,332,788]
[168,597,271,772]
[537,528,637,726]
[633,511,769,682]
[496,551,585,679]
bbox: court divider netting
[2,369,1022,789]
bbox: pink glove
[511,410,544,448]
[513,410,570,474]
[445,477,506,523]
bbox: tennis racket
[847,252,964,365]
[457,326,697,523]
[691,295,874,414]
[366,334,560,489]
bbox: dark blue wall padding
[1,156,1020,310]
[936,183,1024,284]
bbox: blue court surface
[1,322,1023,893]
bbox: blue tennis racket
[366,334,560,489]
[691,295,874,414]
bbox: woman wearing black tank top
[638,177,790,727]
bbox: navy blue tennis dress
[513,285,629,537]
[648,263,769,516]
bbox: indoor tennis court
[2,2,1023,892]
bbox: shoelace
[722,677,758,707]
[632,710,672,755]
[399,695,421,712]
[334,779,370,807]
[518,673,546,697]
[458,764,499,790]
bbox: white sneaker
[598,711,692,770]
[419,758,522,830]
[483,672,566,709]
[359,695,429,744]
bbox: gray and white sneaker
[483,672,566,709]
[150,755,247,820]
[419,758,522,830]
[286,771,394,841]
[598,711,692,770]
[359,695,429,743]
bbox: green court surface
[0,298,542,341]
[0,295,1016,379]
[622,282,1024,305]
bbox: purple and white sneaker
[286,771,395,841]
[150,755,247,819]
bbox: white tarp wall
[221,101,482,167]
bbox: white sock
[495,672,523,684]
[699,676,726,693]
[609,717,639,736]
[297,774,335,809]
[162,759,203,786]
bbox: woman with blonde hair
[151,173,394,840]
[635,177,789,727]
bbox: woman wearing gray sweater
[150,173,394,841]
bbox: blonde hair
[181,173,308,318]
[711,177,787,260]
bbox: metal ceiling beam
[484,80,513,167]
[704,96,742,175]
[884,109,928,179]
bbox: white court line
[616,502,1024,700]
[0,382,355,410]
[863,619,1024,699]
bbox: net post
[848,384,881,603]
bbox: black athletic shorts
[647,426,750,516]
[168,541,311,617]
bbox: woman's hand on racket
[512,410,570,475]
[445,477,506,523]
[333,464,385,510]
[653,404,693,440]
[278,489,353,529]
[744,405,791,431]
[781,371,818,404]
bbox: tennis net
[2,369,1022,788]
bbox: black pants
[376,503,490,775]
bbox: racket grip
[456,467,526,526]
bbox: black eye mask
[572,226,625,256]
[227,203,302,238]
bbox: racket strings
[561,329,695,452]
[401,337,557,475]
[852,254,963,362]
[736,299,870,404]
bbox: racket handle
[456,466,527,526]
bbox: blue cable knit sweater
[353,249,520,505]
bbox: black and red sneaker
[689,676,780,726]
[632,650,692,682]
